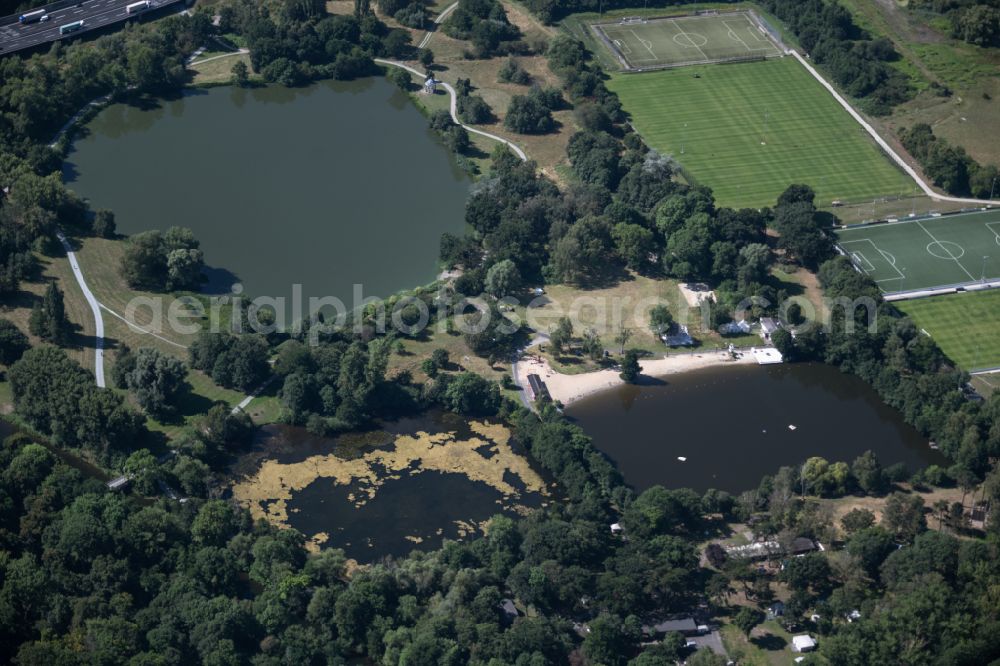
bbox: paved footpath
[375,58,527,161]
[56,231,105,388]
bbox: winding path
[56,231,106,388]
[790,51,999,207]
[375,58,528,161]
[418,2,459,49]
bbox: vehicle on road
[59,20,85,35]
[40,14,50,22]
[19,8,47,23]
[126,0,150,13]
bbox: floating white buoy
[677,456,687,462]
[788,425,797,431]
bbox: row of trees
[901,123,999,198]
[758,0,911,114]
[911,0,1000,46]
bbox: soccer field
[896,290,1000,371]
[607,58,914,209]
[595,12,783,69]
[835,210,1000,294]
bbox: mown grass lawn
[721,620,802,666]
[608,57,913,209]
[895,289,1000,371]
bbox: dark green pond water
[63,78,470,303]
[567,363,947,494]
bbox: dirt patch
[824,484,968,539]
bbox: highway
[0,0,184,55]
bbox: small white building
[792,634,817,653]
[423,76,437,93]
[610,522,623,535]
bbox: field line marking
[851,251,876,273]
[916,220,976,281]
[670,18,709,61]
[840,238,904,279]
[723,20,753,52]
[986,221,1000,246]
[630,29,655,57]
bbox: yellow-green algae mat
[231,421,548,552]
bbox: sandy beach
[514,349,757,406]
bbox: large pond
[567,363,947,494]
[229,411,552,561]
[63,78,470,303]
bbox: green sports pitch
[835,209,1000,294]
[607,57,915,209]
[595,12,783,70]
[895,290,1000,371]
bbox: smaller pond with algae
[229,411,551,560]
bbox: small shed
[792,634,817,652]
[423,75,437,93]
[610,522,623,535]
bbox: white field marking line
[100,306,189,349]
[878,249,897,266]
[629,29,655,57]
[789,51,1000,206]
[851,250,876,273]
[839,238,905,279]
[670,18,709,61]
[374,59,527,161]
[724,20,753,51]
[916,220,976,281]
[56,231,105,387]
[614,39,632,56]
[722,17,771,53]
[749,24,771,44]
[986,221,1000,246]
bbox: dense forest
[2,0,1000,663]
